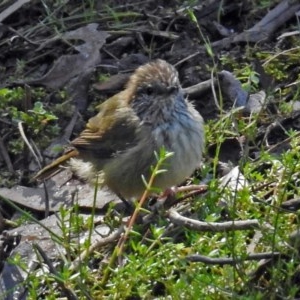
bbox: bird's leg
[148,187,177,212]
[148,185,207,211]
[116,193,135,213]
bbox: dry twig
[168,209,261,232]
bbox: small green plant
[0,87,60,153]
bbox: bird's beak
[167,85,179,94]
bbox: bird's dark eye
[146,86,154,95]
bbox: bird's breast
[149,113,204,185]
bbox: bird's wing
[34,94,141,181]
[71,95,141,158]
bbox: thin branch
[187,252,282,265]
[183,79,215,98]
[18,121,41,169]
[168,209,261,232]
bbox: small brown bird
[35,60,204,199]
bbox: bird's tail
[33,149,79,181]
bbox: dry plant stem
[176,184,207,193]
[0,0,31,23]
[187,252,282,265]
[101,157,166,287]
[69,226,124,272]
[0,135,14,173]
[174,189,206,204]
[100,187,151,287]
[117,192,149,252]
[2,218,18,228]
[18,121,41,169]
[263,46,300,67]
[267,131,300,154]
[18,121,50,216]
[166,185,208,208]
[0,194,62,241]
[168,210,260,232]
[183,79,216,98]
[174,51,202,67]
[8,26,40,46]
[251,181,276,193]
[61,108,79,144]
[211,69,223,112]
[129,28,179,40]
[247,230,263,253]
[176,184,207,199]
